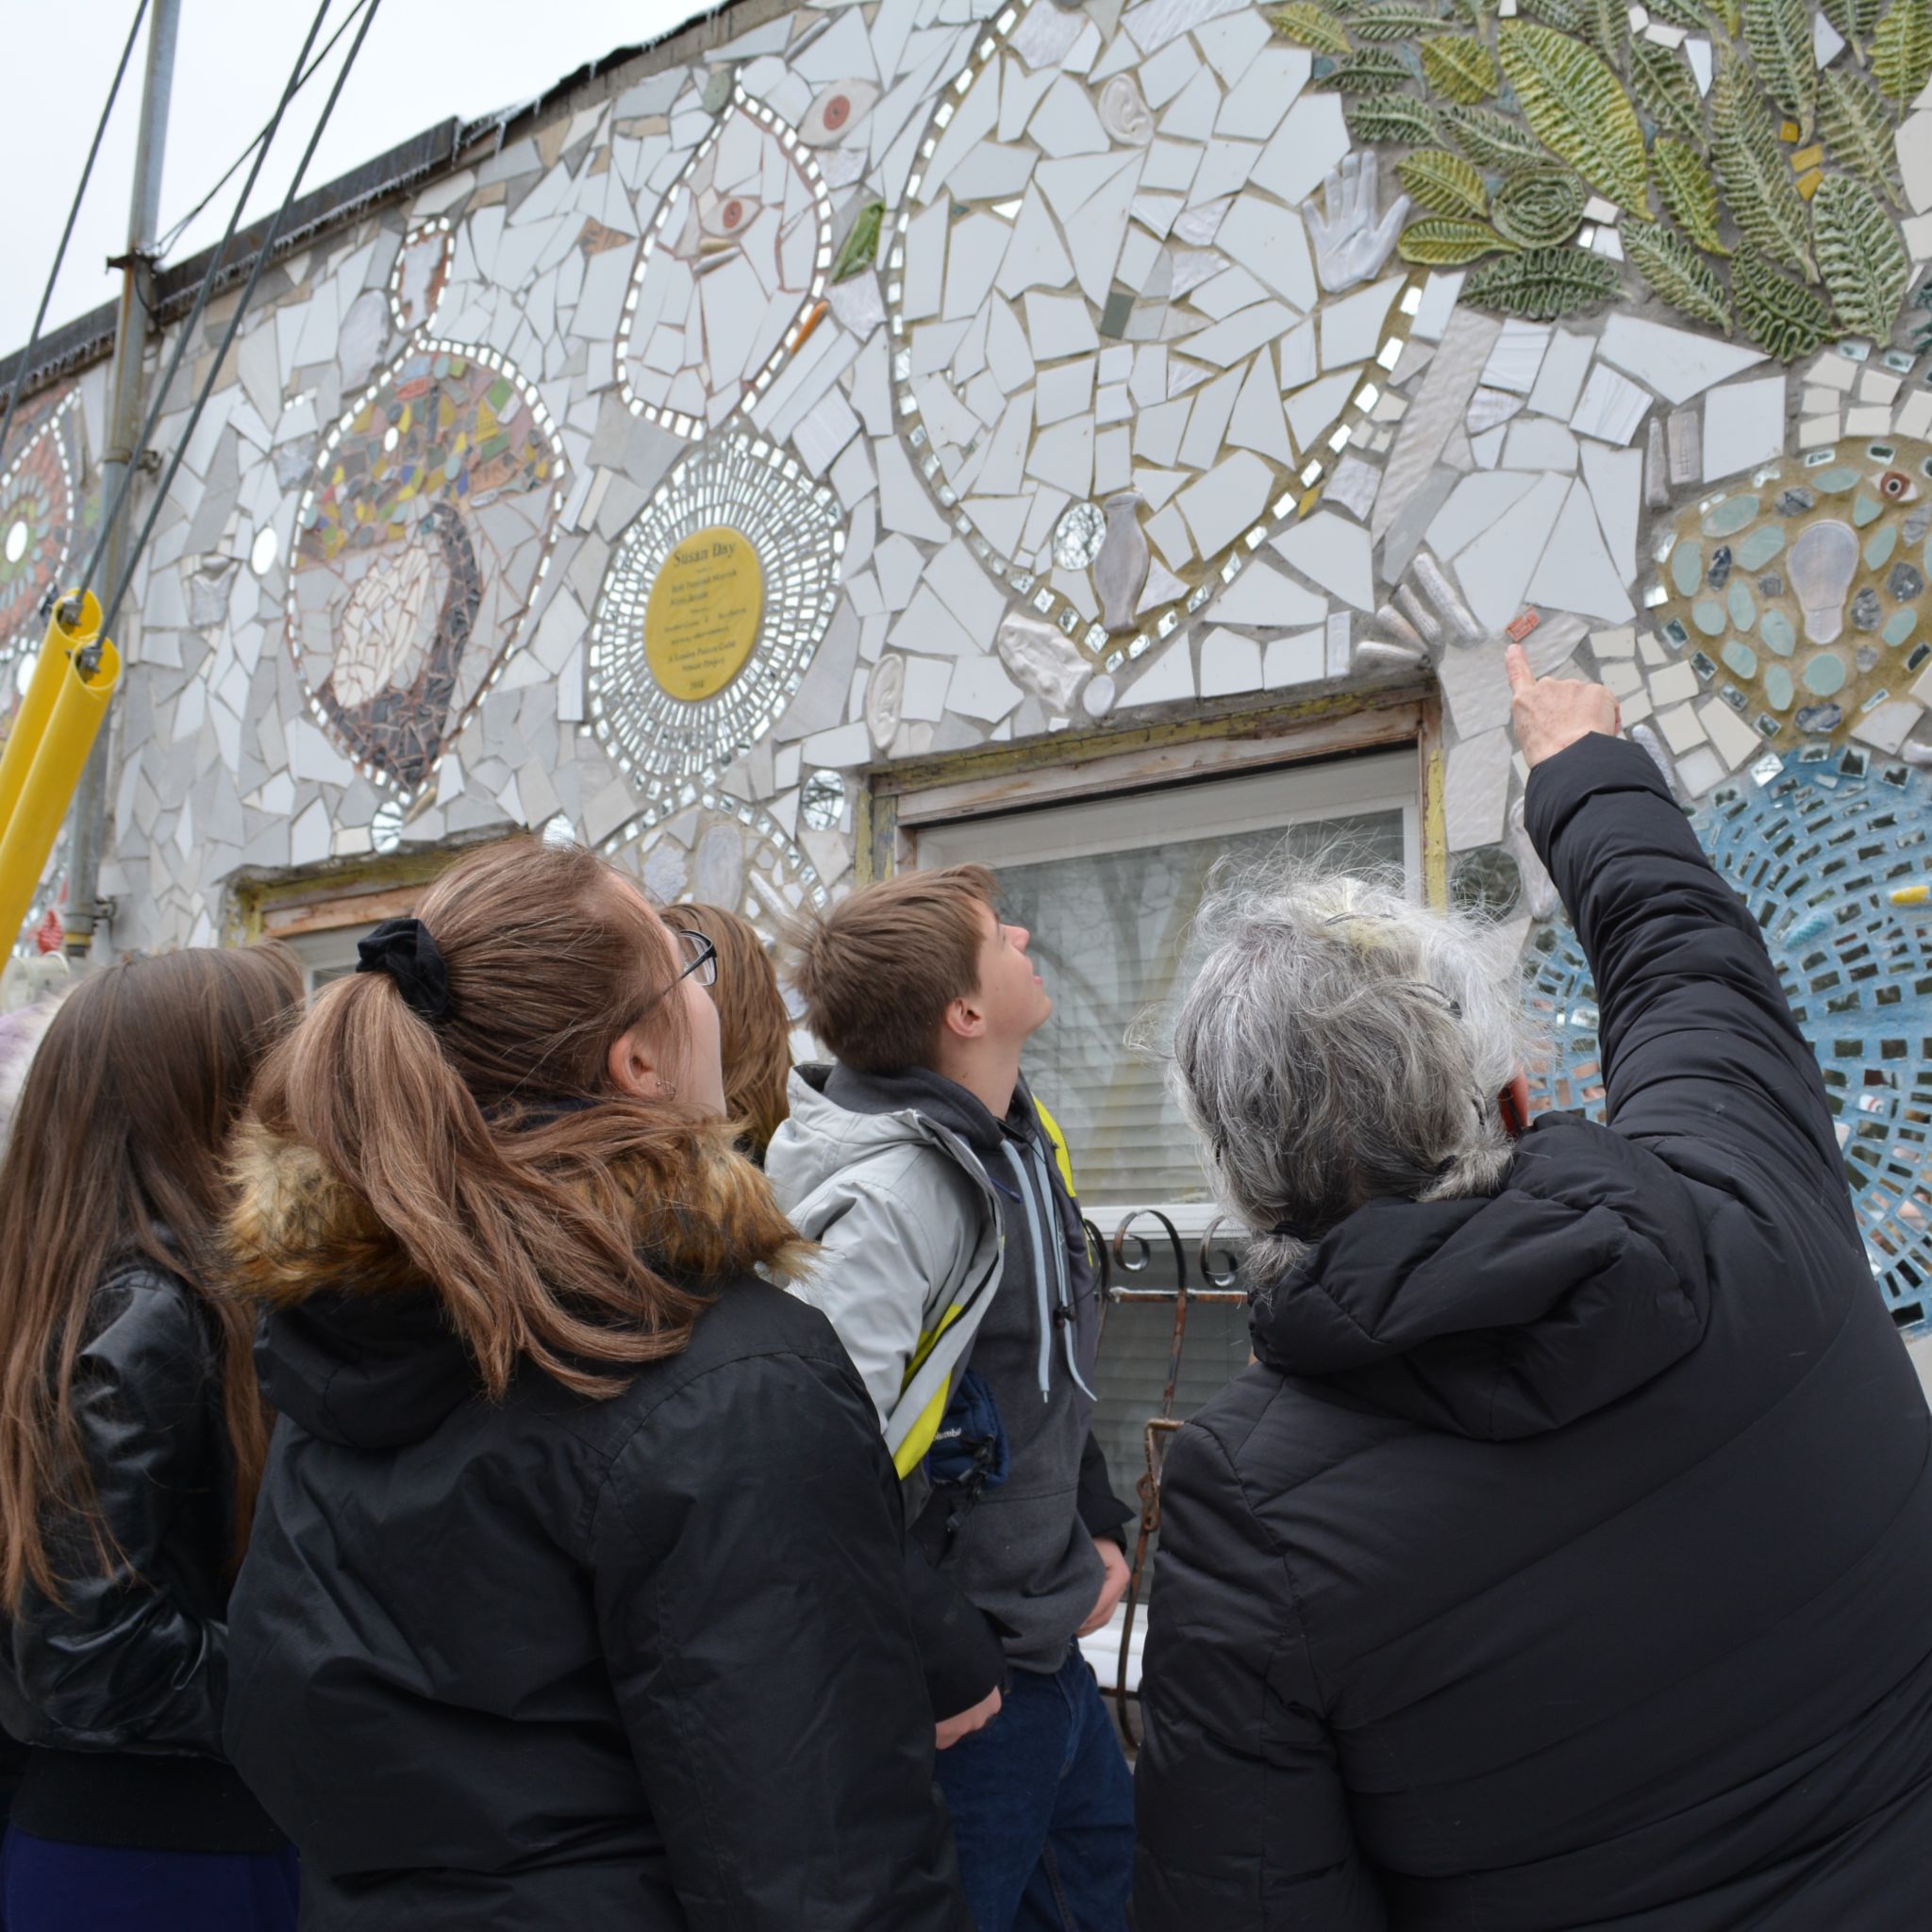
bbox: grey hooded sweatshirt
[766,1063,1113,1676]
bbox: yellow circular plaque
[643,525,765,702]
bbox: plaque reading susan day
[590,434,842,788]
[644,527,764,703]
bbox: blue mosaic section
[1525,748,1932,1336]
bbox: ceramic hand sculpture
[1302,154,1409,295]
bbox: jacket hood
[226,1115,810,1451]
[1249,1114,1712,1440]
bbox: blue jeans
[934,1651,1133,1932]
[0,1829,298,1932]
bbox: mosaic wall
[7,0,1932,1322]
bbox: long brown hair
[0,943,304,1610]
[665,903,791,1161]
[242,837,782,1402]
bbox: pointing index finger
[1504,641,1533,695]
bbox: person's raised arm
[1508,645,1849,1216]
[594,1336,972,1932]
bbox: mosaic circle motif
[602,785,828,953]
[589,433,842,788]
[0,391,82,667]
[1653,440,1932,758]
[1525,749,1932,1332]
[287,339,567,800]
[886,0,1414,670]
[617,87,834,441]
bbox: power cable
[152,0,375,263]
[0,0,151,478]
[93,0,385,658]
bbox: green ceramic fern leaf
[1706,0,1740,33]
[1438,101,1551,164]
[1461,243,1620,316]
[1520,0,1586,29]
[1398,147,1491,215]
[1314,49,1417,90]
[1397,216,1519,262]
[1421,32,1500,102]
[1741,0,1815,140]
[1491,168,1587,243]
[1821,0,1883,57]
[1710,52,1815,276]
[1731,248,1837,357]
[1873,0,1932,103]
[1581,0,1629,67]
[1270,2,1354,53]
[1812,174,1910,340]
[1643,0,1710,25]
[1624,220,1734,331]
[1817,69,1901,205]
[1654,137,1730,252]
[1346,94,1444,142]
[1498,22,1649,207]
[1350,3,1457,38]
[831,202,884,283]
[1628,40,1707,145]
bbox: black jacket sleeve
[1133,1420,1387,1932]
[591,1343,971,1932]
[3,1267,229,1756]
[902,1539,1008,1720]
[1524,733,1855,1229]
[1077,1430,1135,1549]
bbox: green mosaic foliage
[1270,0,1915,348]
[831,202,884,284]
[1812,175,1911,340]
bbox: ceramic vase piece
[1095,491,1149,635]
[1788,520,1859,644]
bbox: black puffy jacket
[221,1121,970,1931]
[0,1258,286,1851]
[1134,734,1932,1929]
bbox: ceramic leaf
[1580,0,1631,68]
[1271,3,1353,55]
[1730,247,1837,358]
[1351,3,1459,39]
[1822,0,1884,57]
[1315,49,1418,91]
[1461,242,1619,316]
[1624,220,1734,332]
[1811,175,1909,341]
[1421,33,1501,104]
[1520,0,1590,29]
[1397,215,1519,262]
[1628,39,1707,146]
[1397,147,1491,216]
[831,202,884,283]
[1873,0,1932,102]
[1491,169,1587,244]
[1815,71,1901,207]
[1711,52,1815,277]
[1654,137,1730,254]
[1497,22,1649,208]
[1438,102,1552,166]
[1741,0,1815,139]
[1347,95,1443,143]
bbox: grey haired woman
[1132,648,1932,1932]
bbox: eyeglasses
[658,924,718,996]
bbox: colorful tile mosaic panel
[0,390,83,677]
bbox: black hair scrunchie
[356,916,453,1024]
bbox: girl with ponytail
[219,835,970,1932]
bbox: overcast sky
[1,0,713,353]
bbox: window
[910,748,1420,1220]
[282,928,362,991]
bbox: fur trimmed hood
[226,1113,812,1309]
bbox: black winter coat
[1134,734,1932,1930]
[0,1259,285,1852]
[221,1121,970,1932]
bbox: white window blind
[911,751,1418,1216]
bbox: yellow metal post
[0,594,121,949]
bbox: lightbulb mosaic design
[1526,748,1932,1335]
[885,0,1418,672]
[0,390,82,669]
[603,786,829,951]
[1650,441,1932,759]
[616,85,835,441]
[285,222,568,802]
[589,432,842,788]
